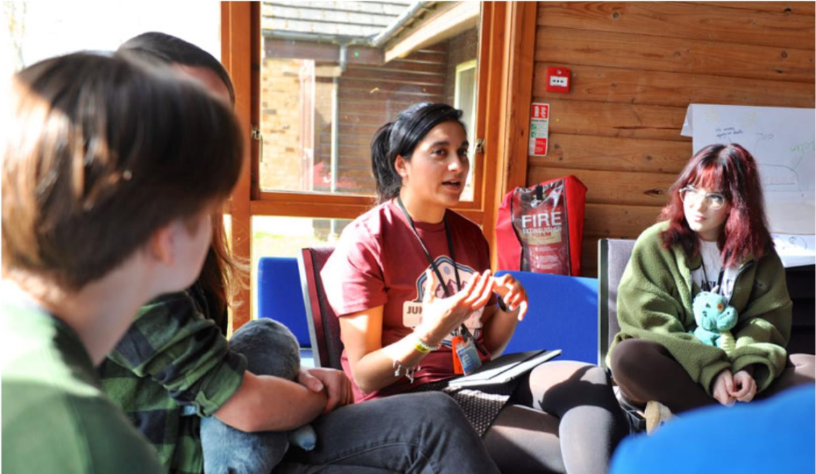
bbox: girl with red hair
[609,143,814,431]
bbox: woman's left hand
[729,370,757,403]
[492,274,529,321]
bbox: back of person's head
[371,102,465,203]
[659,143,770,267]
[118,31,242,327]
[2,52,244,290]
[119,32,235,105]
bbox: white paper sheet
[682,104,815,236]
[772,234,816,268]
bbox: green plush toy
[691,291,738,356]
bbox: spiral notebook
[448,349,562,389]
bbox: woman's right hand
[416,269,494,344]
[729,370,757,403]
[712,369,736,406]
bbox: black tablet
[448,349,562,389]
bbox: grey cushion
[597,239,636,370]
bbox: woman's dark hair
[3,53,243,290]
[119,32,235,105]
[117,32,243,329]
[659,143,771,267]
[371,102,466,203]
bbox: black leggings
[610,338,816,413]
[482,361,629,474]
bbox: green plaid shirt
[98,289,247,474]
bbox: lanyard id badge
[452,333,482,375]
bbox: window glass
[259,2,480,201]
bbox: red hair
[659,144,771,268]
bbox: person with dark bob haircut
[609,143,815,431]
[322,102,630,474]
[99,33,501,474]
[1,51,243,473]
[120,31,235,105]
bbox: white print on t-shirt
[690,240,735,300]
[402,256,484,340]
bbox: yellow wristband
[411,334,440,353]
[414,341,431,353]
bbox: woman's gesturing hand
[417,269,494,343]
[492,274,529,321]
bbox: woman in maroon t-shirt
[323,103,629,474]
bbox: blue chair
[496,270,598,364]
[610,385,816,474]
[257,256,314,366]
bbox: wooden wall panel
[529,167,676,206]
[582,203,663,237]
[535,27,814,84]
[537,2,815,49]
[533,64,816,108]
[531,2,815,277]
[533,135,691,173]
[543,99,690,141]
[694,2,816,17]
[582,238,601,275]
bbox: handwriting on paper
[715,127,744,140]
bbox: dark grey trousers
[202,319,500,474]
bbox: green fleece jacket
[610,222,791,396]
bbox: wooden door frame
[220,1,258,329]
[220,1,536,330]
[479,1,537,267]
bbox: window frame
[454,59,478,114]
[221,1,535,329]
[455,59,479,201]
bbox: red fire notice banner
[529,103,550,157]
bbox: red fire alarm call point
[545,66,571,93]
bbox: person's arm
[615,228,730,396]
[108,292,328,433]
[729,251,791,394]
[213,372,327,432]
[341,269,495,393]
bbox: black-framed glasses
[679,185,727,210]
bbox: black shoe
[622,406,646,434]
[614,388,646,434]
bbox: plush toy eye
[705,303,711,308]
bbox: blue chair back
[496,270,598,364]
[257,257,311,348]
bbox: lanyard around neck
[395,197,485,351]
[396,197,461,296]
[700,258,725,294]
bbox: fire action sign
[529,103,549,156]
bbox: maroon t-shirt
[322,200,494,401]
